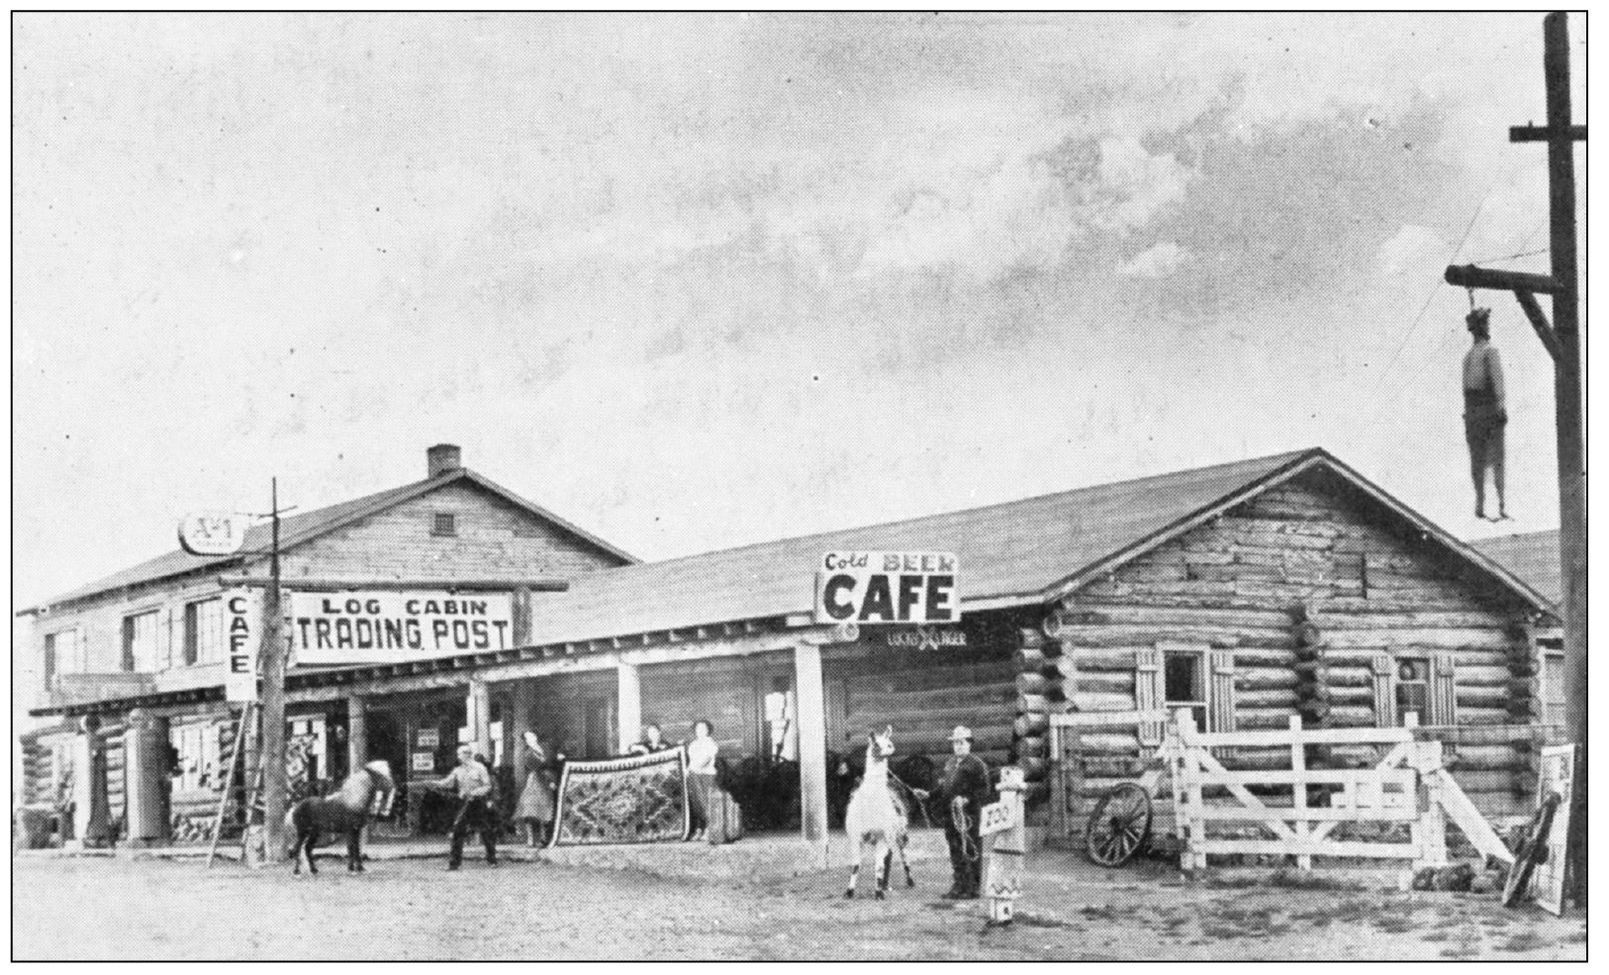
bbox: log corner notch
[1010,616,1064,804]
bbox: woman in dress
[513,731,557,847]
[685,719,718,842]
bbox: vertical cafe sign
[224,589,260,702]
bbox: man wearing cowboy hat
[1461,307,1508,521]
[919,725,992,899]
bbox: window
[172,723,222,793]
[1540,640,1566,728]
[184,598,224,666]
[432,512,456,537]
[44,629,83,682]
[1163,647,1208,732]
[1395,657,1430,722]
[122,610,160,672]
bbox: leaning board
[550,749,691,846]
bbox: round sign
[177,511,249,556]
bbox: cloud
[1116,241,1191,278]
[1377,224,1444,275]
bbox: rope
[1367,200,1486,404]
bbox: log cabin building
[21,446,1557,848]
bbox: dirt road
[11,852,1585,960]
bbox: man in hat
[1462,307,1507,520]
[918,725,992,899]
[424,744,498,869]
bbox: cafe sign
[814,551,959,625]
[289,591,515,665]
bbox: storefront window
[185,598,224,666]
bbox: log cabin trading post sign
[814,551,959,625]
[289,591,515,665]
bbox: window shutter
[183,602,199,666]
[1430,652,1459,726]
[1371,653,1397,727]
[1208,650,1238,733]
[1135,648,1164,746]
[43,634,57,690]
[122,617,136,672]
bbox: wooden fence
[1049,708,1517,871]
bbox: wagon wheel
[1502,791,1562,908]
[1085,782,1152,867]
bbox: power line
[1366,201,1486,404]
[1464,246,1549,265]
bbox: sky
[11,11,1589,613]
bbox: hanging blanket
[550,750,690,846]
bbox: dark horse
[285,760,396,874]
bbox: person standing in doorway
[629,723,672,756]
[513,731,557,847]
[425,744,497,869]
[919,725,991,899]
[685,720,719,842]
[1462,307,1508,521]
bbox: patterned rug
[550,750,690,846]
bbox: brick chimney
[427,443,462,478]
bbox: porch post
[793,641,828,844]
[510,680,536,784]
[617,662,642,753]
[347,695,368,771]
[467,679,491,755]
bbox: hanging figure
[1461,307,1508,521]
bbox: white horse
[843,726,915,899]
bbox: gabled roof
[1470,529,1561,606]
[520,447,1554,646]
[20,468,635,614]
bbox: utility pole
[1444,10,1585,907]
[260,477,288,857]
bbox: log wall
[1051,469,1542,830]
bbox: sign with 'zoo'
[813,551,960,625]
[289,591,514,665]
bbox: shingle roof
[523,448,1325,644]
[1470,529,1561,605]
[21,468,634,613]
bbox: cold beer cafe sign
[814,551,959,625]
[289,591,515,666]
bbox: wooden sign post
[982,766,1026,925]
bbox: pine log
[1454,665,1515,687]
[1071,755,1149,778]
[1237,667,1298,690]
[1323,684,1374,704]
[1067,692,1137,713]
[1457,706,1513,726]
[1014,713,1049,737]
[1324,629,1516,651]
[1017,693,1049,714]
[1019,627,1045,649]
[1323,665,1372,688]
[1236,688,1299,709]
[1016,672,1053,696]
[1237,709,1299,730]
[1323,705,1375,727]
[1443,744,1523,772]
[1016,756,1048,781]
[1055,624,1280,650]
[1015,646,1051,672]
[1016,735,1047,758]
[1072,732,1140,753]
[1071,671,1133,695]
[1316,609,1518,630]
[1057,650,1134,675]
[1231,647,1298,668]
[1062,604,1296,630]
